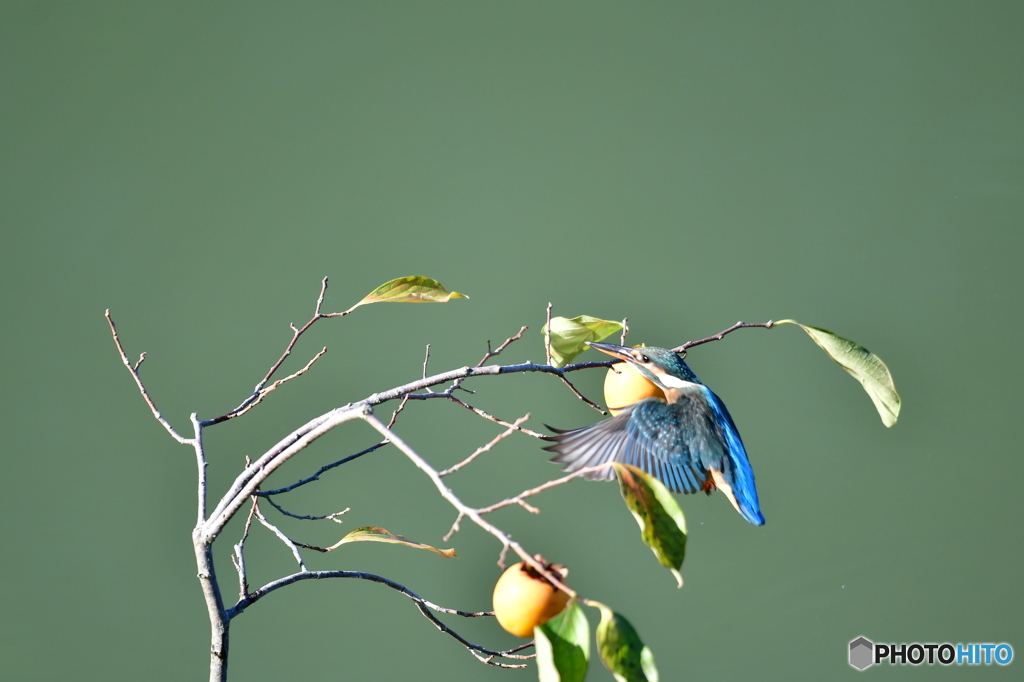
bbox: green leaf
[595,603,659,682]
[612,463,687,587]
[541,315,623,368]
[536,602,590,682]
[324,526,457,558]
[777,320,901,427]
[355,276,468,307]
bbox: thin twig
[557,374,607,414]
[204,277,365,426]
[226,570,532,666]
[253,500,308,571]
[620,317,629,345]
[362,412,575,598]
[256,442,387,496]
[477,464,615,514]
[442,512,465,542]
[387,394,411,428]
[105,310,192,444]
[407,392,547,438]
[263,495,349,522]
[475,326,528,368]
[229,347,328,420]
[256,392,412,500]
[232,501,258,599]
[422,344,431,379]
[414,602,533,668]
[443,396,548,438]
[439,414,530,477]
[544,303,553,366]
[449,325,529,395]
[673,320,776,353]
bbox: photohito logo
[849,637,1013,670]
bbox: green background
[2,2,1021,680]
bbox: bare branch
[421,344,431,379]
[226,570,532,667]
[443,396,548,438]
[672,320,776,353]
[203,406,368,541]
[442,512,465,542]
[544,302,553,366]
[228,347,328,420]
[256,441,388,496]
[439,414,530,477]
[620,317,629,345]
[263,495,349,523]
[475,326,528,368]
[362,412,576,598]
[210,360,624,538]
[387,394,411,427]
[232,501,258,600]
[203,277,358,426]
[253,500,308,571]
[413,602,533,668]
[557,374,607,414]
[477,464,615,515]
[105,310,192,444]
[190,414,207,525]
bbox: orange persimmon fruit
[492,561,570,637]
[604,361,665,415]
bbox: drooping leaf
[612,463,687,587]
[355,276,468,307]
[542,315,623,368]
[776,320,901,427]
[594,603,659,682]
[536,601,590,682]
[324,526,457,558]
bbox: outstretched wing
[543,398,712,494]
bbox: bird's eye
[639,354,650,364]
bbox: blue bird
[543,342,765,525]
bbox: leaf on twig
[542,315,624,368]
[594,603,659,682]
[612,464,687,588]
[325,526,457,557]
[536,601,590,682]
[355,276,469,307]
[776,320,901,427]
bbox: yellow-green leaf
[777,320,901,427]
[612,463,687,587]
[355,276,468,307]
[594,603,659,682]
[542,315,623,368]
[536,601,590,682]
[325,526,457,558]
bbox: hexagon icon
[849,637,874,670]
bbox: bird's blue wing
[544,412,632,482]
[544,399,708,494]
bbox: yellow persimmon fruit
[604,361,665,415]
[492,561,570,637]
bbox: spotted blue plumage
[543,342,765,525]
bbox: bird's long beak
[585,341,633,362]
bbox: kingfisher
[543,342,765,525]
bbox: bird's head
[586,341,702,391]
